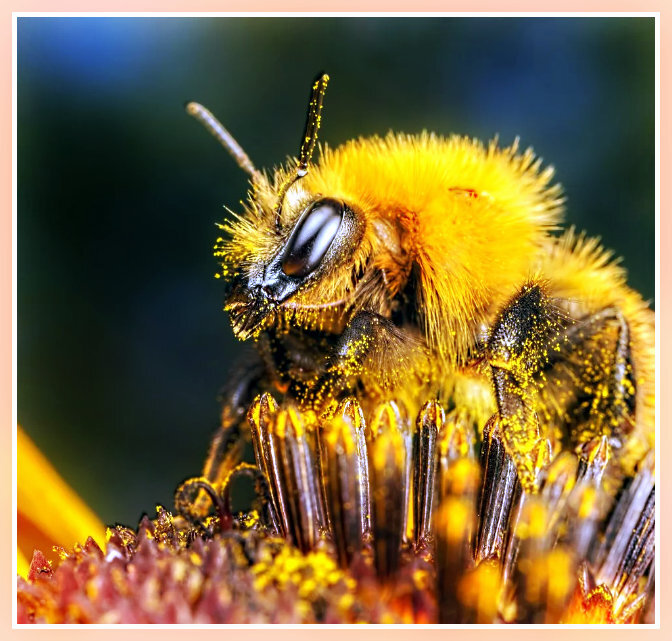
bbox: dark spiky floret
[17,395,655,624]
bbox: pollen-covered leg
[487,281,641,491]
[294,310,410,408]
[546,308,637,453]
[486,283,569,490]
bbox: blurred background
[17,17,655,526]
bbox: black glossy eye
[281,199,343,278]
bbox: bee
[187,74,654,491]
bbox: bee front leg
[294,310,400,408]
[177,358,267,522]
[201,359,266,487]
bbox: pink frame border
[5,4,668,638]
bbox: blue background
[18,17,655,526]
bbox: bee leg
[296,310,399,406]
[177,359,267,523]
[486,283,569,491]
[487,283,639,490]
[553,307,636,448]
[201,359,266,488]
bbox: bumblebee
[187,74,654,491]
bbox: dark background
[18,17,655,526]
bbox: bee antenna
[274,73,330,228]
[186,101,263,184]
[297,72,329,177]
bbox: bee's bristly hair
[301,133,565,366]
[274,74,330,226]
[186,101,263,184]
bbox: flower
[16,427,106,578]
[16,396,655,624]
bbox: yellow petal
[17,547,29,579]
[17,426,106,577]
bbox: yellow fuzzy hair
[218,133,564,366]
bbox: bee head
[191,74,368,340]
[225,194,366,339]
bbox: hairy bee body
[196,77,654,490]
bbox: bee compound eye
[281,199,343,278]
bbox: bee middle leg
[545,306,637,452]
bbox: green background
[18,17,655,526]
